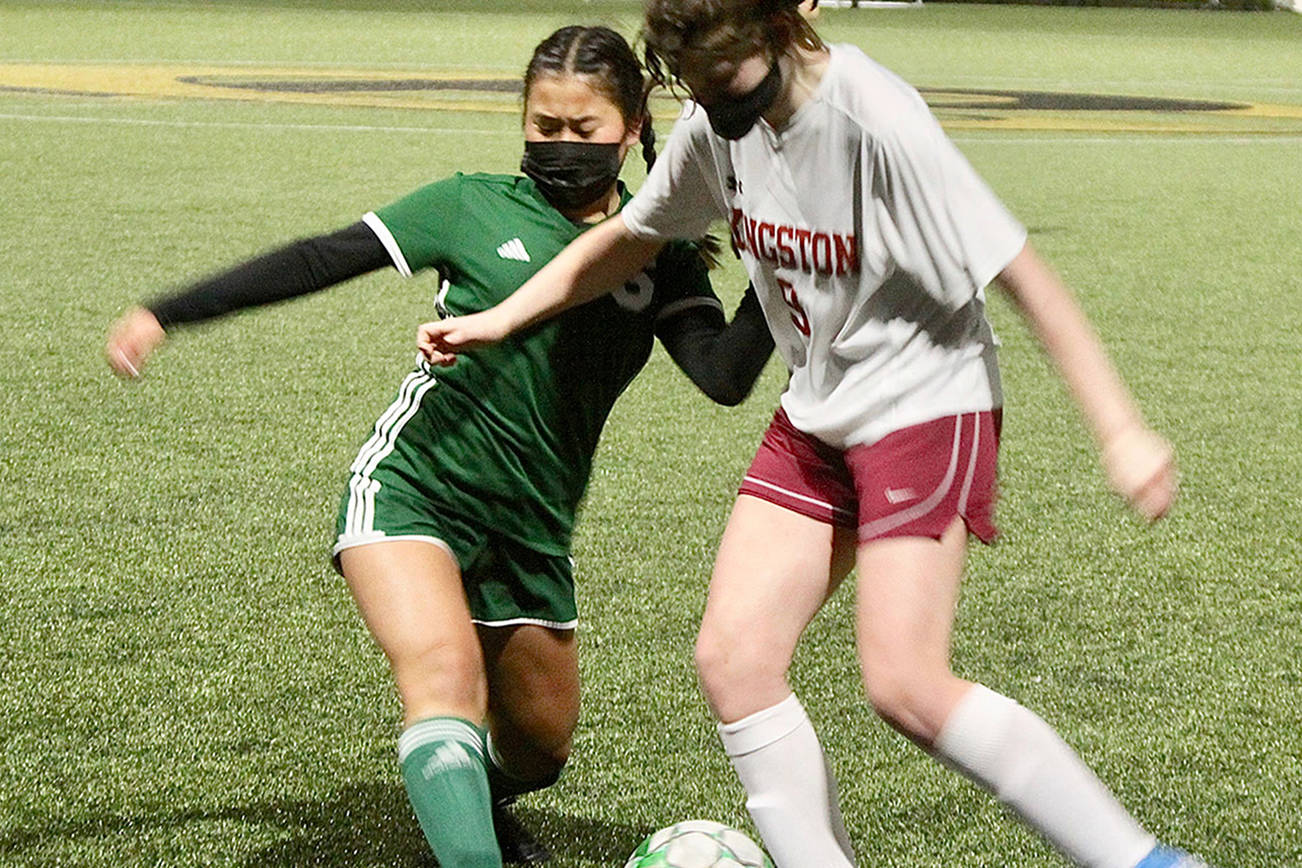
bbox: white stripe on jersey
[363,211,413,277]
[495,238,531,262]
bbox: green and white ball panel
[624,820,774,868]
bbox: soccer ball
[624,820,774,868]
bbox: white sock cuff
[718,693,809,758]
[398,717,485,764]
[485,731,506,772]
[934,683,1018,766]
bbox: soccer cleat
[1134,844,1211,868]
[492,799,551,864]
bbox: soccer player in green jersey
[105,26,773,868]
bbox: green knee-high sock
[398,717,501,868]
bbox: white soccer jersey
[622,43,1028,449]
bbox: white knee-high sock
[934,684,1156,868]
[718,694,856,868]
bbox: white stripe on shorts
[333,533,457,562]
[857,413,968,540]
[956,413,982,516]
[344,368,438,537]
[472,615,579,630]
[740,475,857,519]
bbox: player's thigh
[698,495,855,714]
[854,516,970,742]
[479,624,579,768]
[339,539,486,724]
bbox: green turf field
[1,1,1299,865]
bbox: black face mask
[703,58,782,140]
[521,140,622,213]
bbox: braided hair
[523,26,658,172]
[523,26,726,265]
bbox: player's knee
[391,639,487,720]
[694,625,736,699]
[861,658,954,741]
[521,747,567,791]
[695,626,785,711]
[489,709,574,788]
[516,731,572,778]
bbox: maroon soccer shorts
[738,407,1002,544]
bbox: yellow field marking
[3,63,1300,133]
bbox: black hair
[524,25,658,172]
[523,26,722,266]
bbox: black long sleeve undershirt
[146,222,390,328]
[657,285,774,406]
[145,223,774,406]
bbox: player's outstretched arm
[417,214,662,365]
[105,222,390,379]
[995,241,1177,522]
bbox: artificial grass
[1,3,1298,865]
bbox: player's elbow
[696,376,751,407]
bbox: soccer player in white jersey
[415,2,1208,867]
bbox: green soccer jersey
[358,172,722,555]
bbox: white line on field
[0,112,506,135]
[0,57,516,71]
[952,133,1302,145]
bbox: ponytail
[639,102,658,173]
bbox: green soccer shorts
[333,371,578,630]
[335,483,578,630]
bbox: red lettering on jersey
[834,234,858,277]
[775,225,796,269]
[778,277,811,337]
[730,208,747,253]
[727,209,858,278]
[758,222,776,264]
[794,228,812,272]
[812,232,832,276]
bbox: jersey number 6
[778,278,811,337]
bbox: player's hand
[105,306,166,379]
[416,310,510,366]
[1101,425,1177,522]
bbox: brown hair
[641,0,824,95]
